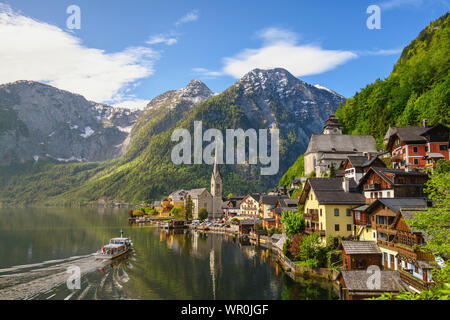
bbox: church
[304,115,378,177]
[185,155,223,220]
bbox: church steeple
[211,152,223,218]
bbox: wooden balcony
[395,243,434,261]
[364,183,381,191]
[377,240,396,250]
[399,269,432,291]
[304,212,319,221]
[376,225,397,234]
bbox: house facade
[385,122,449,170]
[298,178,366,242]
[357,167,429,202]
[240,194,262,217]
[339,241,382,271]
[343,155,386,184]
[355,198,435,291]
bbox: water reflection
[0,208,337,300]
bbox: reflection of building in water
[193,232,199,252]
[210,249,216,300]
[240,245,256,260]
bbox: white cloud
[192,68,223,77]
[221,28,357,79]
[257,27,299,45]
[113,98,149,111]
[380,0,423,10]
[147,33,178,46]
[0,4,159,103]
[357,48,403,56]
[175,10,199,27]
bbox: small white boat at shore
[95,230,133,260]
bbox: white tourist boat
[95,230,133,260]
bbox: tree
[329,163,336,178]
[405,167,450,257]
[198,207,208,221]
[281,210,305,238]
[185,195,193,221]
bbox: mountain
[336,13,450,148]
[0,81,140,164]
[122,80,214,158]
[279,13,450,189]
[0,69,344,205]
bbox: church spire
[213,150,220,177]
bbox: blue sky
[0,0,448,109]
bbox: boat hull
[95,247,132,260]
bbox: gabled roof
[358,167,428,188]
[340,241,381,255]
[366,198,429,215]
[169,189,189,201]
[338,271,409,293]
[261,195,282,205]
[187,188,210,198]
[279,198,298,207]
[386,124,449,150]
[299,178,364,205]
[305,134,377,155]
[274,207,291,215]
[242,193,263,203]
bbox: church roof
[305,134,377,155]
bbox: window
[347,224,352,231]
[387,191,391,198]
[320,209,322,217]
[334,209,339,216]
[414,159,419,165]
[346,209,351,217]
[413,147,418,153]
[440,145,448,151]
[425,146,428,152]
[373,232,376,239]
[335,224,340,231]
[402,149,406,154]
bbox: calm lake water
[0,207,338,300]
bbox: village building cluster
[148,115,449,300]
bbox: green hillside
[336,13,450,148]
[279,13,450,188]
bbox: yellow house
[299,178,366,243]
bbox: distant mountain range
[0,81,140,164]
[0,68,344,205]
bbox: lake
[0,207,338,300]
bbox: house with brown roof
[384,121,449,170]
[343,154,386,184]
[357,167,429,202]
[240,194,263,217]
[353,198,435,291]
[298,177,366,242]
[339,241,382,270]
[337,270,409,300]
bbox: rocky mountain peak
[181,80,213,99]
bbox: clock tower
[211,153,223,219]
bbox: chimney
[342,177,350,193]
[423,119,428,128]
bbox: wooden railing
[364,183,381,191]
[399,269,432,291]
[304,213,319,221]
[377,240,396,249]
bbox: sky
[0,0,448,109]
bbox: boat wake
[0,253,132,300]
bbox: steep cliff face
[0,81,140,164]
